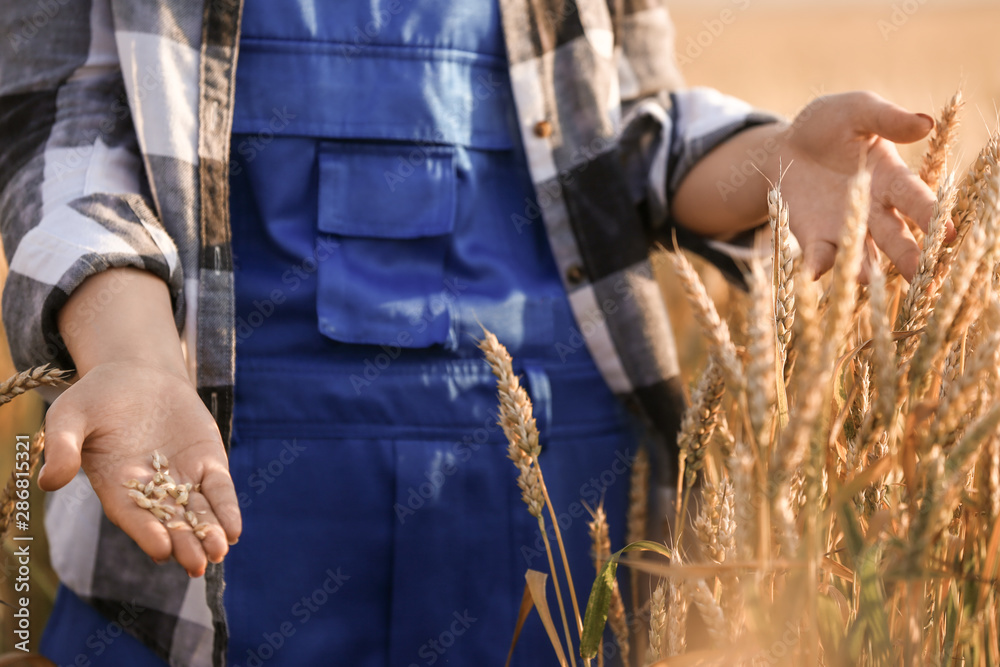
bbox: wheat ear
[669,246,745,390]
[0,431,44,539]
[0,365,70,406]
[480,331,582,665]
[770,186,797,384]
[919,90,963,191]
[646,579,667,664]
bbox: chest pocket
[316,142,459,349]
[233,21,516,351]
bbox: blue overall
[41,2,637,665]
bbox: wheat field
[490,115,1000,664]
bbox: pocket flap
[318,143,456,239]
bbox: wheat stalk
[626,443,649,632]
[480,331,584,666]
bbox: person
[0,0,936,665]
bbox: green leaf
[580,541,672,659]
[816,594,847,665]
[845,547,890,661]
[837,498,866,561]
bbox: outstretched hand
[40,361,241,577]
[50,267,242,578]
[672,91,939,282]
[777,91,937,280]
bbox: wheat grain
[897,176,957,338]
[951,132,999,244]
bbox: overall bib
[41,2,638,665]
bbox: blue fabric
[41,1,638,665]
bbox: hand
[39,360,241,577]
[51,267,241,577]
[671,91,937,281]
[775,91,937,280]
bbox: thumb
[851,92,933,144]
[38,396,88,491]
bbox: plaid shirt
[0,0,776,664]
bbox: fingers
[162,463,242,577]
[102,498,174,563]
[877,162,936,234]
[868,206,921,282]
[38,396,88,492]
[801,239,838,280]
[200,466,242,546]
[107,479,232,577]
[849,91,934,144]
[165,491,228,577]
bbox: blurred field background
[0,0,998,656]
[661,0,1000,380]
